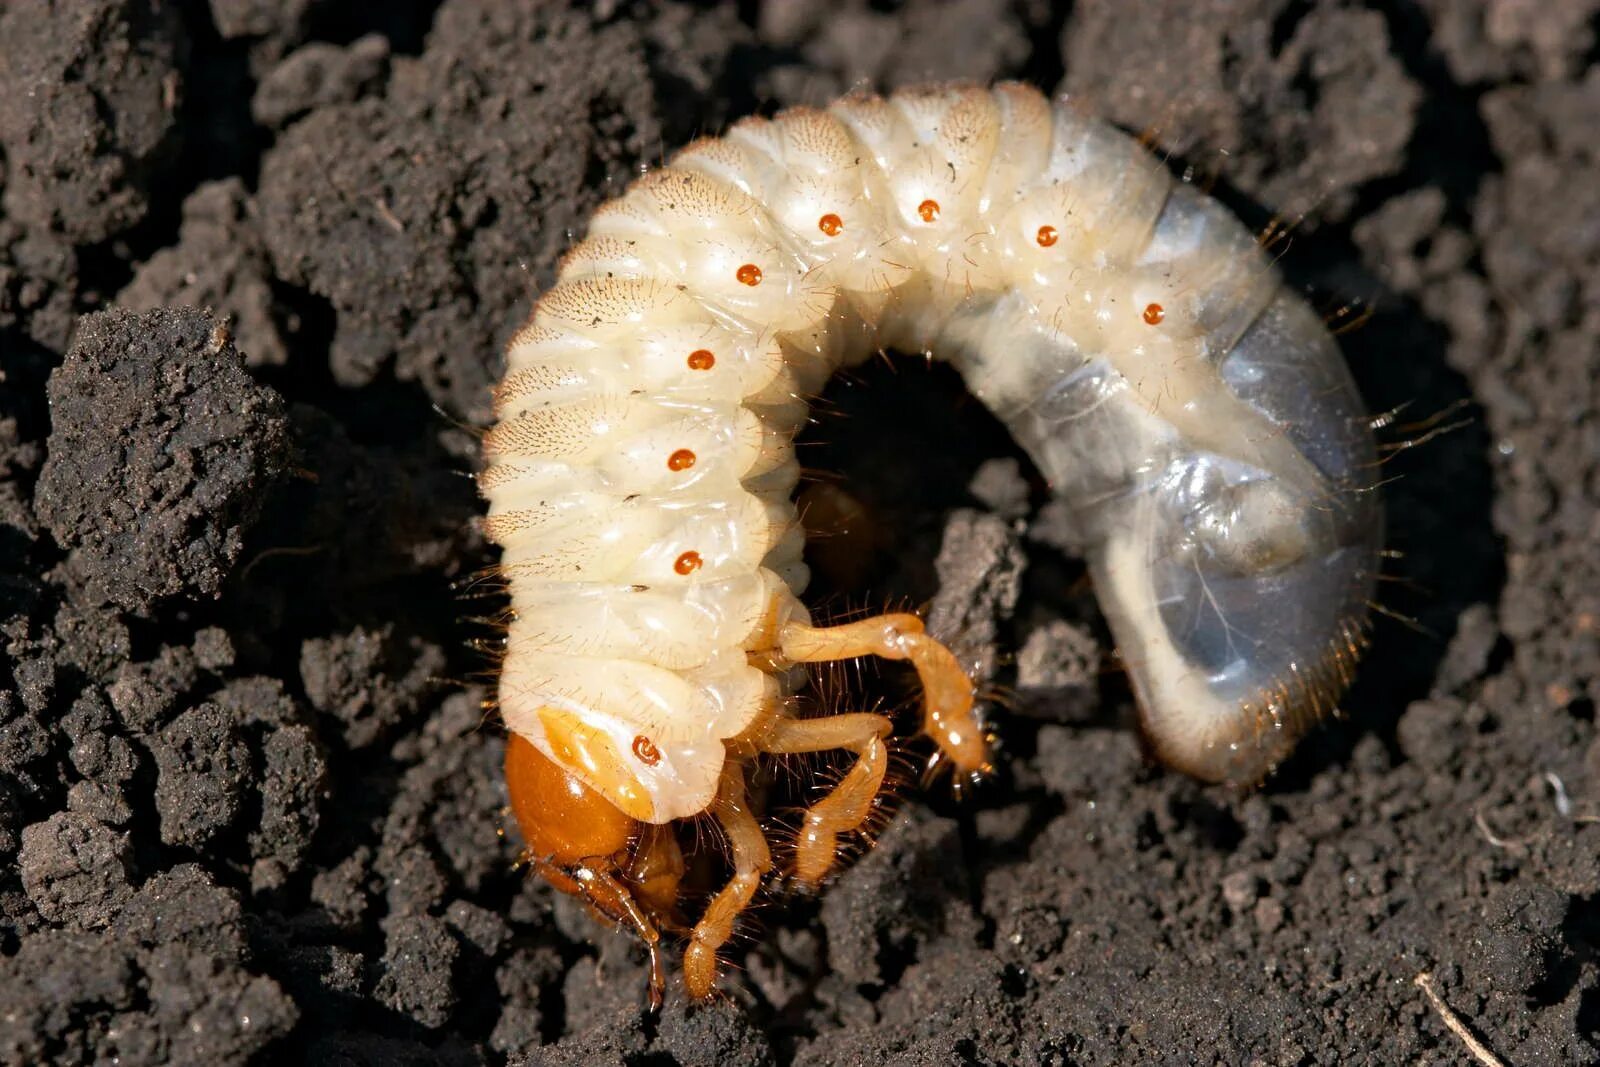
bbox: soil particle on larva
[0,0,1597,1063]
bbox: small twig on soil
[1542,772,1572,816]
[1414,972,1507,1067]
[1539,772,1600,823]
[1473,806,1529,851]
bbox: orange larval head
[504,731,635,869]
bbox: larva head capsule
[504,733,682,1007]
[504,731,638,870]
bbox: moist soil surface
[2,1,1597,1064]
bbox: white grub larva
[481,82,1381,1004]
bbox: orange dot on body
[687,349,715,370]
[917,199,940,223]
[668,448,696,471]
[674,551,702,575]
[1036,225,1058,247]
[818,213,843,236]
[736,263,762,286]
[1143,302,1165,325]
[632,734,661,766]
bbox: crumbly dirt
[1,1,1596,1064]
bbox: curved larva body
[483,82,1380,1001]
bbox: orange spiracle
[1036,225,1058,247]
[917,199,940,223]
[736,263,762,286]
[1143,302,1165,325]
[673,551,702,575]
[818,213,843,236]
[632,735,662,766]
[668,448,696,471]
[686,348,715,370]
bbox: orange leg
[778,615,990,778]
[751,710,892,886]
[539,857,668,1010]
[683,762,772,1000]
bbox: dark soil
[2,1,1596,1064]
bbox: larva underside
[482,82,1381,1004]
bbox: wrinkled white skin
[482,83,1381,819]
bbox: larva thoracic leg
[744,708,894,886]
[682,763,772,1000]
[485,81,1381,1005]
[776,615,990,781]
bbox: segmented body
[481,82,1380,1001]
